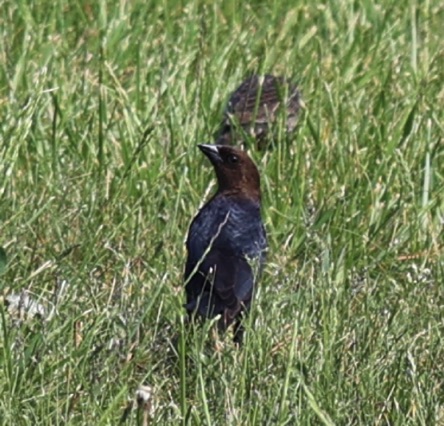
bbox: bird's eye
[227,154,239,164]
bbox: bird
[184,144,267,343]
[215,74,301,149]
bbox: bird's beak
[198,144,221,163]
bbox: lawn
[0,0,443,424]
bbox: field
[0,0,443,424]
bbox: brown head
[198,144,261,201]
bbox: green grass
[0,0,443,424]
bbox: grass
[0,0,443,424]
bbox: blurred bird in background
[214,74,302,150]
[184,144,267,344]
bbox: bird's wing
[184,248,253,318]
[185,201,230,275]
[207,250,253,305]
[195,249,254,321]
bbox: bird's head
[198,144,261,201]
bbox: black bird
[215,74,301,149]
[184,144,267,343]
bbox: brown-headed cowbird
[184,144,267,343]
[215,74,301,149]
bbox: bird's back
[185,194,267,319]
[216,74,301,146]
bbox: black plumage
[184,144,267,343]
[215,74,301,148]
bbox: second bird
[184,144,267,343]
[215,74,301,149]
